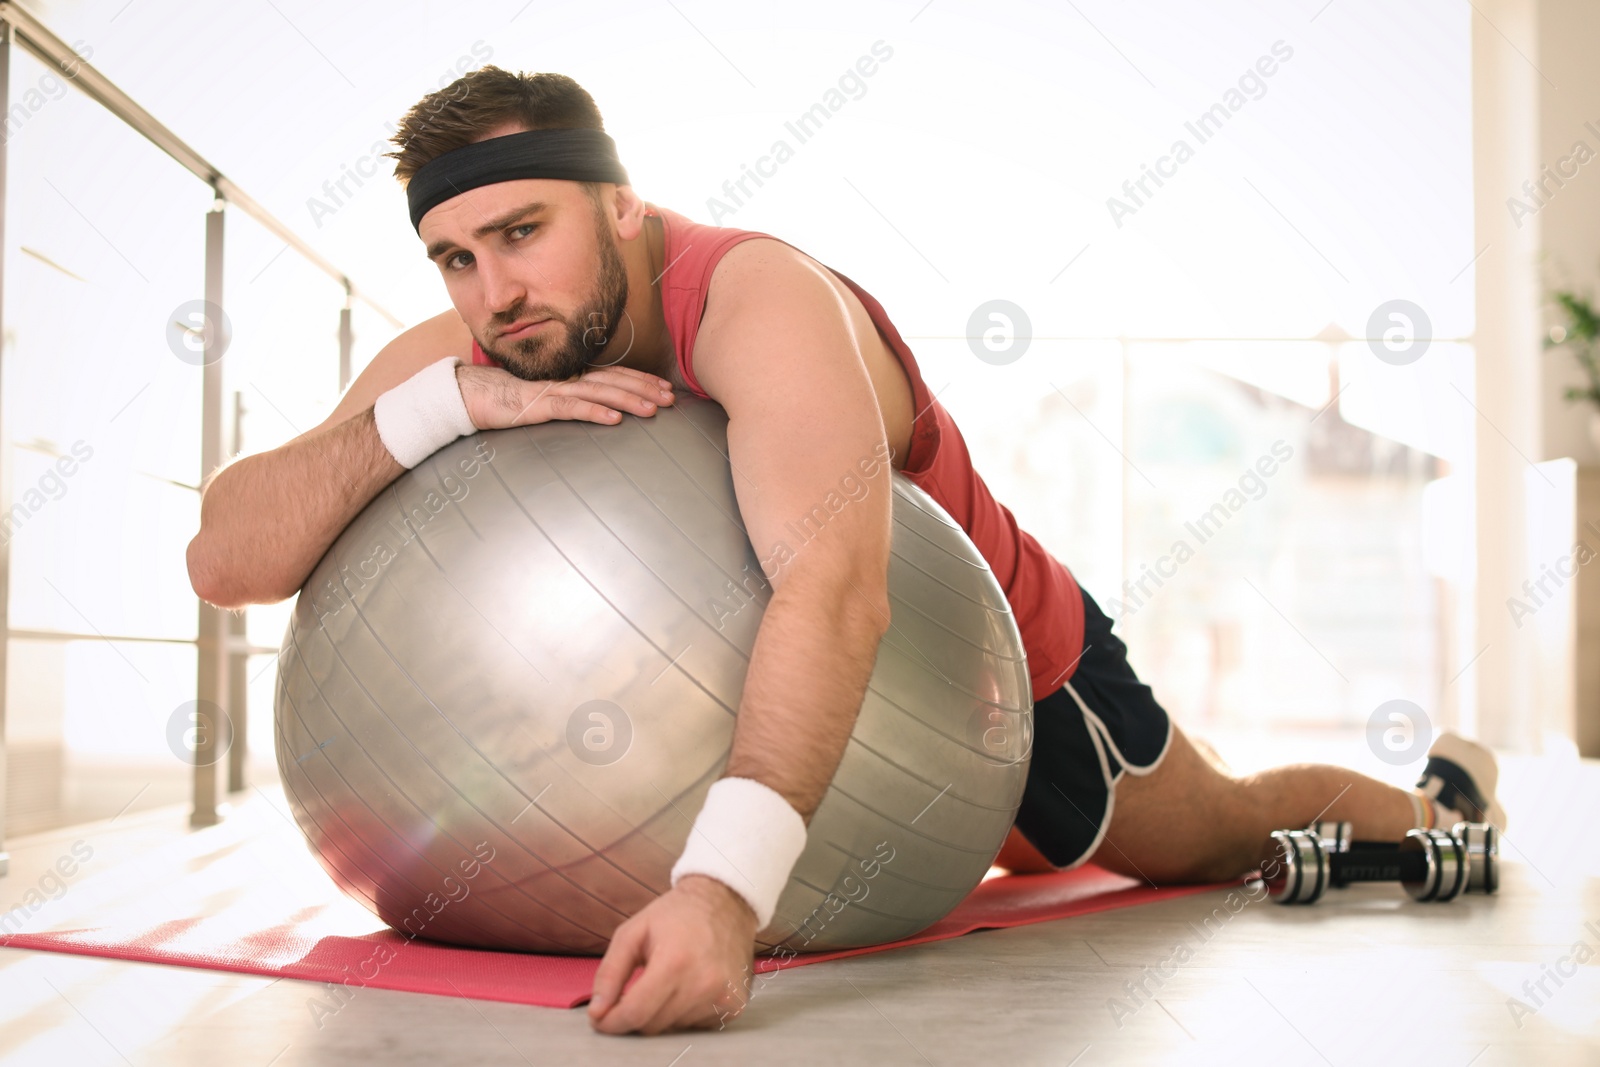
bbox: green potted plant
[1546,289,1600,450]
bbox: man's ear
[611,185,649,241]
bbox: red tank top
[471,203,1085,695]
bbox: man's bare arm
[727,565,890,818]
[588,240,894,1035]
[706,243,895,819]
[186,310,675,609]
[186,408,407,609]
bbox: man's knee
[1090,731,1260,883]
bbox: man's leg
[1008,584,1490,884]
[1087,724,1416,883]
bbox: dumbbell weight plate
[1264,829,1327,905]
[1307,820,1352,855]
[1454,821,1498,895]
[1400,827,1467,902]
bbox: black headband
[406,128,630,232]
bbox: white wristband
[670,777,808,929]
[372,356,477,468]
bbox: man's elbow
[186,532,243,609]
[771,550,889,630]
[822,533,893,631]
[186,531,296,609]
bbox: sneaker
[1415,732,1507,830]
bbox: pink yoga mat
[0,866,1219,1009]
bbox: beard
[480,205,631,382]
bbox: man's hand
[457,364,675,431]
[587,875,759,1035]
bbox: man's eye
[445,251,473,271]
[511,224,538,239]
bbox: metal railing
[0,3,403,870]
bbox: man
[186,68,1505,1037]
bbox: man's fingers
[520,391,621,427]
[557,380,669,415]
[637,965,751,1036]
[592,950,683,1034]
[507,381,665,427]
[638,983,733,1036]
[582,364,674,390]
[592,363,674,387]
[588,921,646,1021]
[558,364,669,399]
[463,364,674,429]
[579,368,678,407]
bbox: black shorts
[1010,584,1174,868]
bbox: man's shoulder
[691,238,854,396]
[703,236,826,318]
[700,232,845,347]
[709,233,810,279]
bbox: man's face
[420,179,629,381]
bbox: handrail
[0,1,404,330]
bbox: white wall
[1472,0,1600,752]
[1534,0,1600,465]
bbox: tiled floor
[0,739,1595,1066]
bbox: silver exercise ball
[275,394,1033,955]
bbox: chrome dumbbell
[1305,819,1498,895]
[1263,821,1498,905]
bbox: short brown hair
[385,67,608,188]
